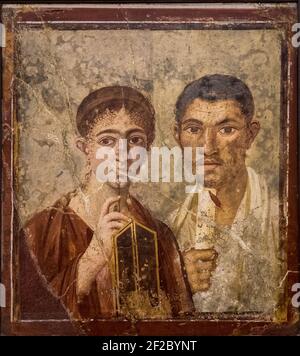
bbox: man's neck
[214,166,248,226]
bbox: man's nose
[204,128,218,156]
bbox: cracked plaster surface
[14,28,282,225]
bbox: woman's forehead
[89,110,147,135]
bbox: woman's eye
[219,127,236,135]
[98,137,116,146]
[128,136,145,146]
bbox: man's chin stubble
[204,174,224,190]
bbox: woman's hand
[77,196,130,299]
[94,196,130,261]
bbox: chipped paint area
[1,4,298,336]
[14,29,282,223]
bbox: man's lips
[203,161,222,171]
[204,161,222,166]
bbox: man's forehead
[183,98,243,118]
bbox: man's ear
[246,119,260,149]
[174,122,180,145]
[76,137,89,155]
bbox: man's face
[77,108,148,190]
[175,98,259,189]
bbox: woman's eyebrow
[126,128,146,135]
[96,128,146,137]
[95,129,120,136]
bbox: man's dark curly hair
[175,74,254,123]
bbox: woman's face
[77,107,149,190]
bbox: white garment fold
[168,167,283,314]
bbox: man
[21,86,193,332]
[168,74,282,314]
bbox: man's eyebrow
[216,117,240,125]
[182,118,203,125]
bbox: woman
[21,86,193,327]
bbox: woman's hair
[76,86,155,145]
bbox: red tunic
[20,195,193,330]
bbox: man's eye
[128,136,145,146]
[98,137,116,146]
[219,127,236,135]
[186,126,201,134]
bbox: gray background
[15,29,282,224]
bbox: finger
[211,260,217,270]
[126,197,132,207]
[197,281,211,292]
[189,270,211,281]
[189,249,218,262]
[188,277,210,293]
[108,221,127,231]
[183,250,197,263]
[105,212,131,223]
[99,196,120,219]
[197,270,211,280]
[196,260,215,271]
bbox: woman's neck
[69,172,130,229]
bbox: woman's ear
[76,137,89,155]
[246,119,260,149]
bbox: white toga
[168,167,284,315]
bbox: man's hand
[183,248,218,293]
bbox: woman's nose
[114,138,130,161]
